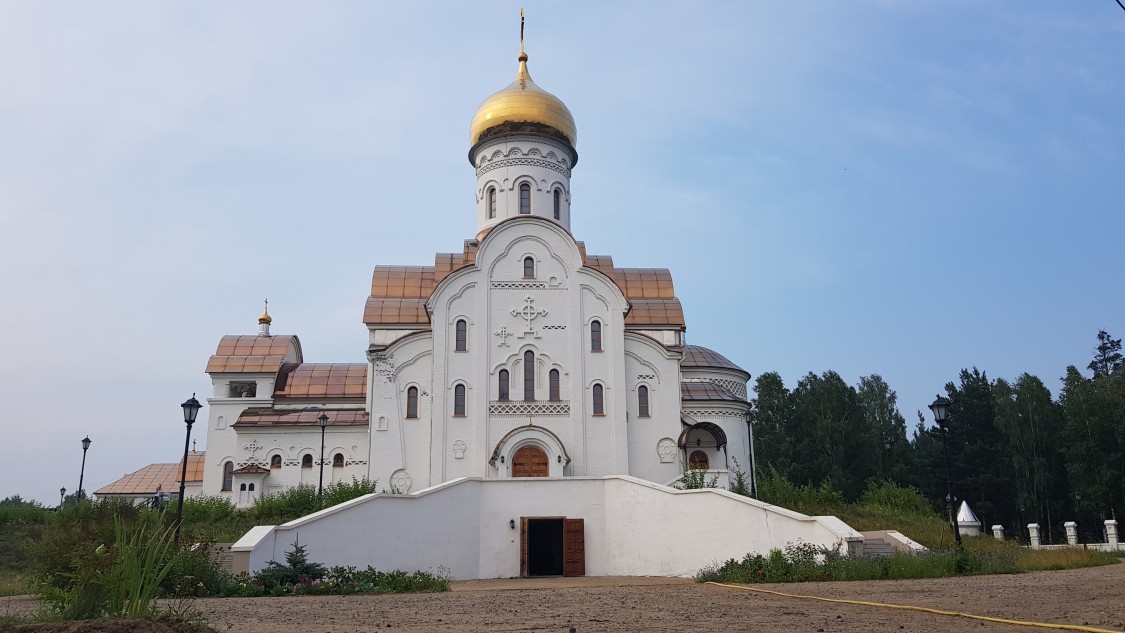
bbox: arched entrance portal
[512,445,549,477]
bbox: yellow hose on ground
[705,581,1121,633]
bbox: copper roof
[275,363,367,399]
[206,334,301,373]
[363,297,430,325]
[625,299,685,327]
[95,463,179,496]
[370,266,436,299]
[233,408,369,428]
[175,451,206,484]
[614,268,674,299]
[681,345,748,373]
[681,381,744,402]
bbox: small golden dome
[258,305,272,325]
[469,52,577,148]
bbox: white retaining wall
[231,475,862,580]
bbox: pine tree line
[751,330,1124,543]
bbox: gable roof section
[206,334,302,373]
[233,408,369,428]
[274,363,367,399]
[363,228,684,328]
[96,463,179,496]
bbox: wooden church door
[512,445,549,477]
[563,518,585,577]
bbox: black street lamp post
[318,413,330,496]
[59,487,66,507]
[930,395,962,548]
[77,436,92,500]
[176,394,202,545]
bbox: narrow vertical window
[523,256,535,278]
[454,384,466,416]
[488,187,496,219]
[270,454,282,469]
[523,350,535,400]
[519,183,531,214]
[593,384,604,416]
[406,386,419,418]
[333,453,344,467]
[455,319,467,352]
[549,369,560,401]
[590,320,602,352]
[222,461,234,491]
[302,454,313,468]
[553,189,561,220]
[638,385,650,418]
[498,369,510,401]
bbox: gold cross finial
[520,8,525,54]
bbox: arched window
[590,320,602,352]
[302,454,313,468]
[488,187,496,219]
[689,450,710,470]
[333,453,344,467]
[455,319,467,352]
[270,454,282,469]
[454,384,466,417]
[239,483,246,492]
[523,256,535,279]
[248,483,255,491]
[222,461,234,491]
[519,183,531,214]
[549,369,560,401]
[592,384,605,416]
[553,189,561,220]
[406,386,419,418]
[498,369,510,401]
[523,350,535,400]
[638,385,650,418]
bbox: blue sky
[2,2,1123,504]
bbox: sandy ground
[4,564,1124,633]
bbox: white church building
[203,40,863,579]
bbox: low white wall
[231,476,862,580]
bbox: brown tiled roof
[363,297,430,325]
[231,464,270,475]
[95,463,179,496]
[681,381,744,402]
[275,363,367,399]
[681,345,748,373]
[233,408,369,428]
[206,335,301,373]
[625,299,685,327]
[175,451,205,484]
[370,266,436,299]
[614,268,675,299]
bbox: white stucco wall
[231,476,862,580]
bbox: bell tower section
[468,49,578,239]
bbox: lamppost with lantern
[59,487,66,507]
[176,394,202,545]
[77,436,92,500]
[929,394,962,548]
[318,412,330,496]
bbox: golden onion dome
[469,51,577,149]
[258,305,272,325]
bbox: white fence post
[1064,521,1078,546]
[1028,523,1041,549]
[1106,520,1119,547]
[991,525,1004,540]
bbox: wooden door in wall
[563,518,585,577]
[512,446,549,477]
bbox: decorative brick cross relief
[493,324,513,347]
[511,296,548,339]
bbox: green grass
[0,573,33,597]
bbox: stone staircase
[859,530,927,558]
